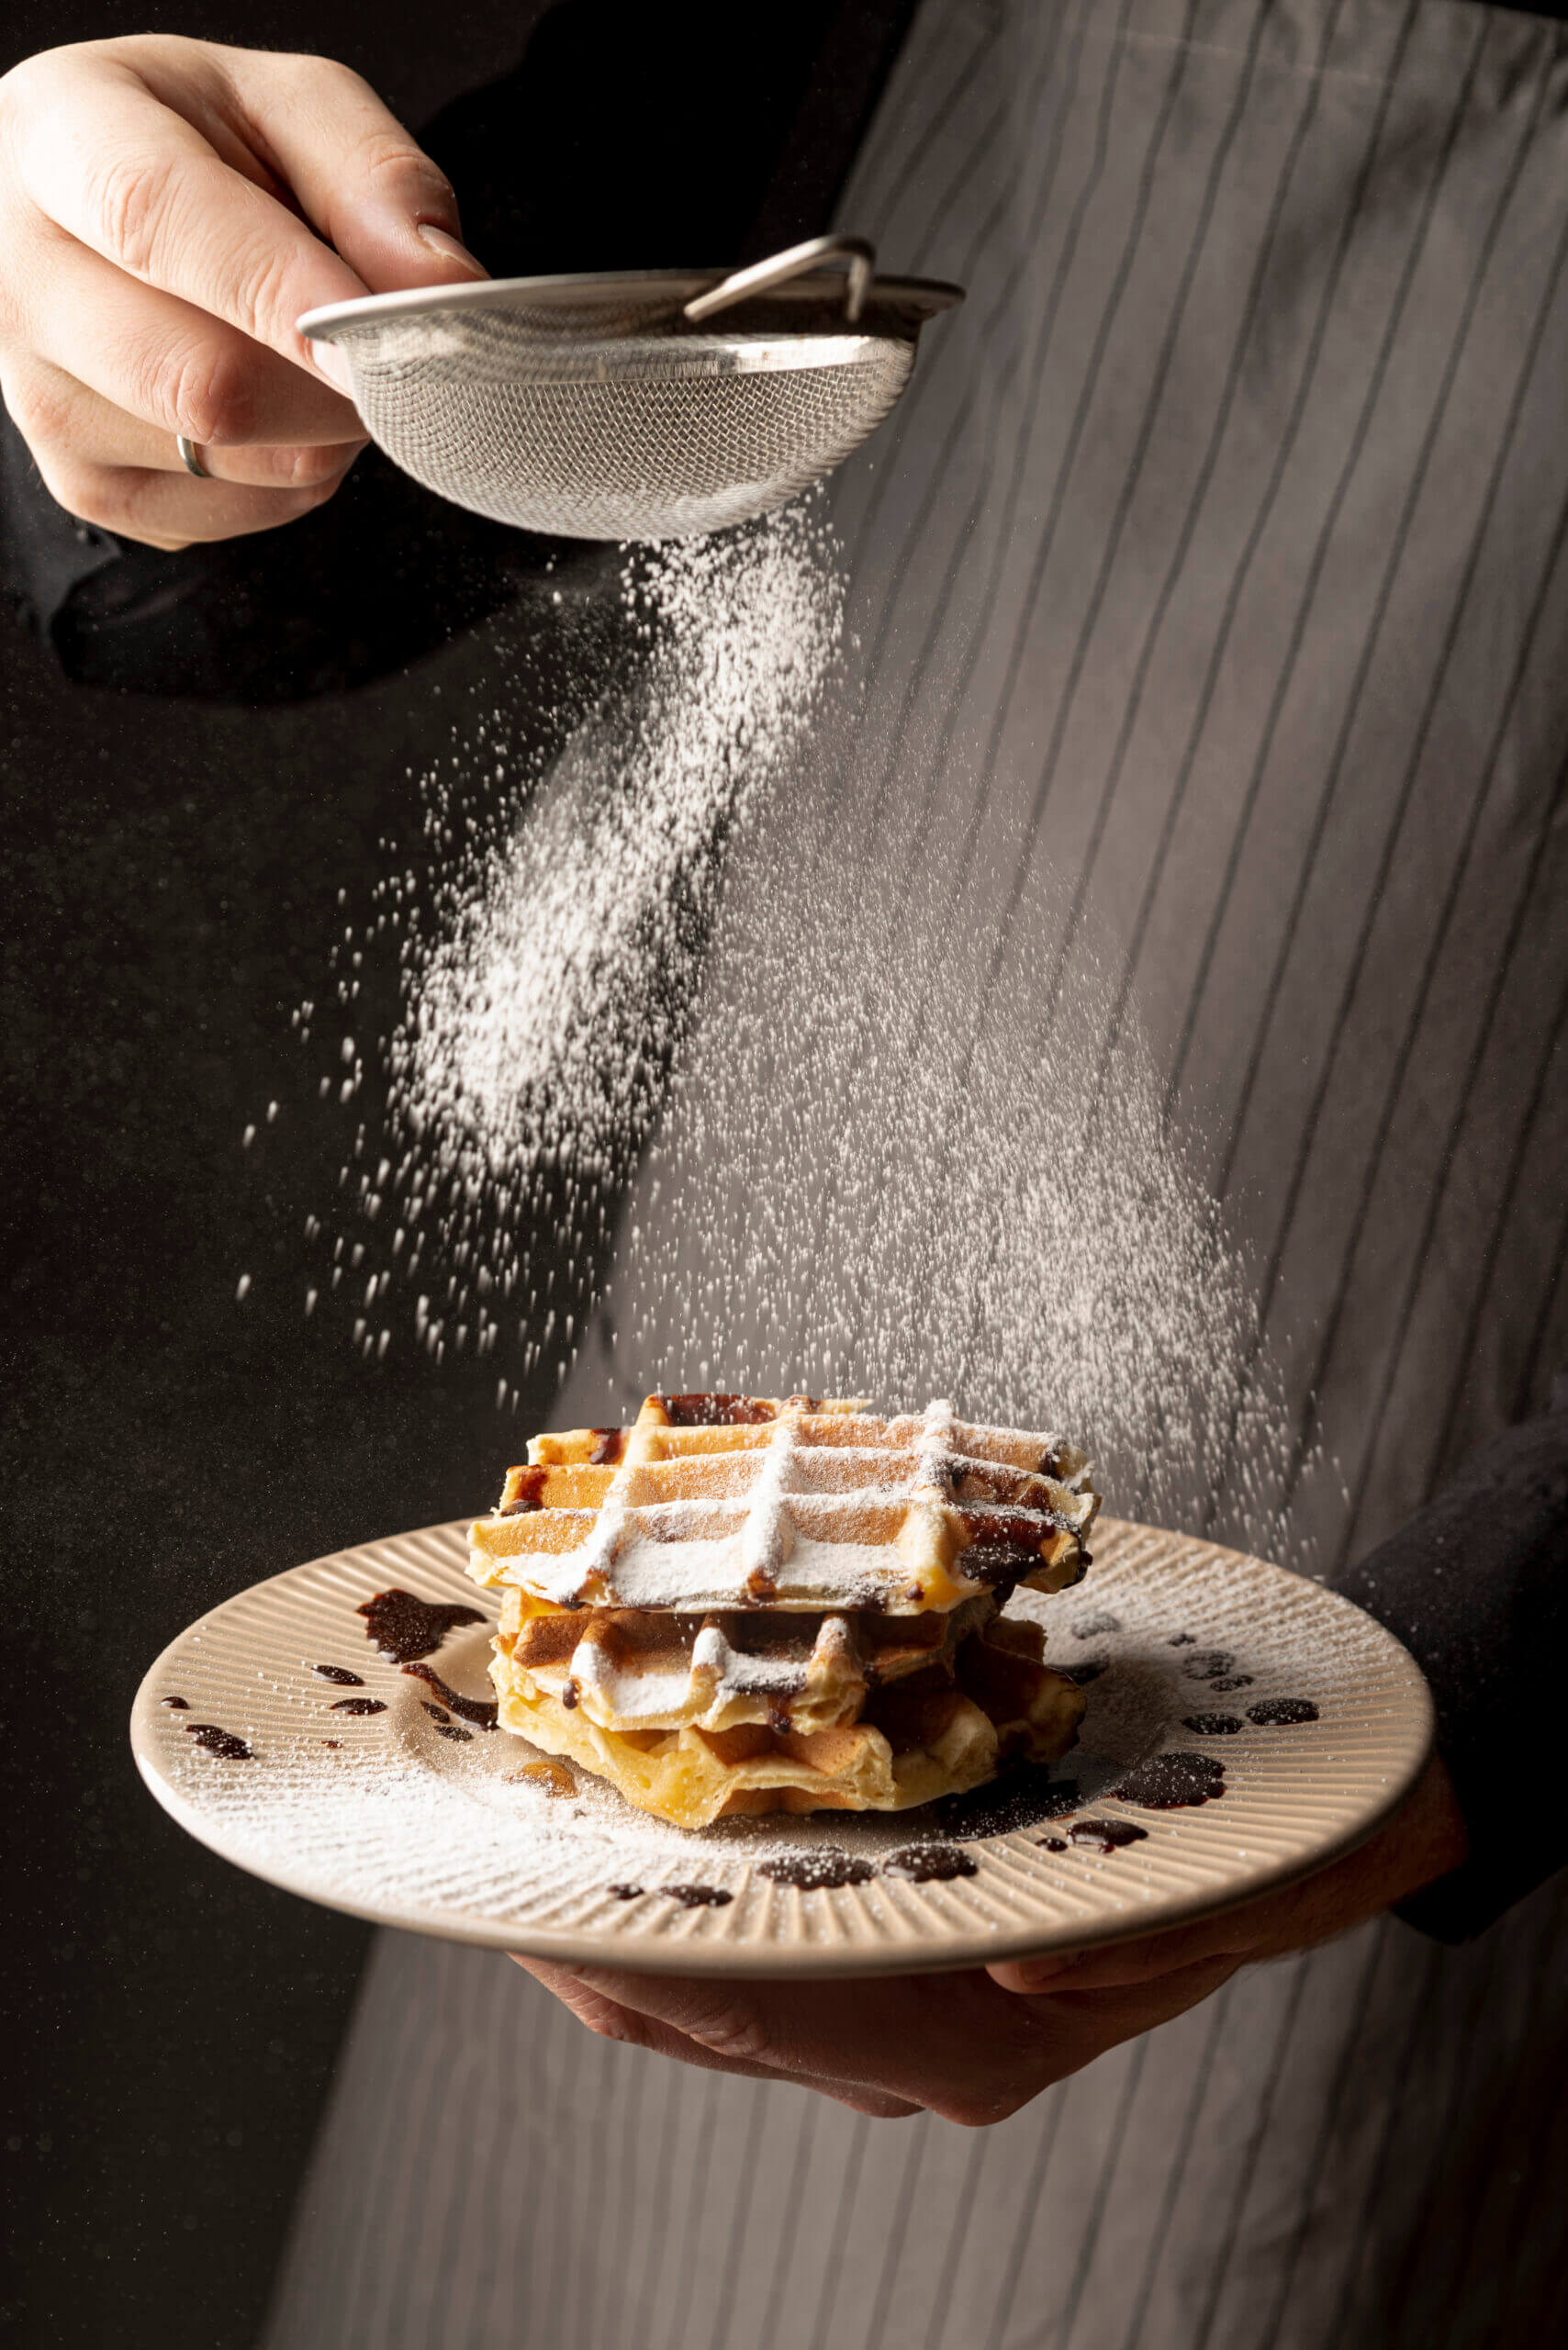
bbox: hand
[0,35,487,550]
[512,1755,1467,2125]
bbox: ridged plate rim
[130,1517,1433,1977]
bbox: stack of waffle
[467,1393,1099,1830]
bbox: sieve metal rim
[336,333,907,386]
[297,265,964,352]
[296,255,962,540]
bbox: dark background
[9,3,1564,2344]
[1,567,593,2349]
[0,4,913,2344]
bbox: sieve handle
[683,236,876,327]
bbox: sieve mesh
[337,330,916,538]
[300,245,962,540]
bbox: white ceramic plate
[130,1516,1432,1976]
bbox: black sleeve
[0,401,122,637]
[1338,1398,1568,1942]
[0,396,569,701]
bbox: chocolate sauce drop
[185,1723,252,1760]
[882,1844,979,1883]
[322,1739,342,1750]
[1112,1751,1226,1809]
[1247,1698,1320,1726]
[589,1428,627,1465]
[357,1588,485,1663]
[1182,1713,1243,1736]
[399,1662,498,1728]
[1036,1835,1068,1852]
[1069,1818,1148,1852]
[948,1543,1022,1593]
[1183,1651,1237,1682]
[936,1765,1081,1842]
[608,1884,644,1900]
[957,1510,1052,1556]
[1071,1612,1121,1639]
[161,1695,189,1709]
[500,1466,547,1515]
[560,1680,579,1711]
[432,1722,473,1744]
[1168,1631,1196,1647]
[759,1851,876,1890]
[659,1885,734,1907]
[1208,1675,1253,1693]
[330,1697,386,1717]
[313,1663,364,1687]
[420,1701,451,1724]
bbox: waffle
[497,1584,1001,1736]
[469,1393,1098,1616]
[469,1393,1097,1829]
[489,1608,1088,1829]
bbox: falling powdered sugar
[600,685,1305,1562]
[269,488,1302,1564]
[391,509,842,1189]
[277,502,843,1385]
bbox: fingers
[988,1909,1285,1997]
[5,353,359,548]
[44,453,348,553]
[517,1953,1248,2128]
[987,1755,1470,1997]
[6,38,486,405]
[9,46,366,385]
[988,1851,1382,1994]
[521,1761,1470,2130]
[0,35,489,550]
[527,1963,1064,2127]
[10,220,364,448]
[985,1889,1304,1996]
[512,1962,919,2120]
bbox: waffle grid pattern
[469,1393,1098,1617]
[470,1395,1098,1827]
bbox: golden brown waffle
[469,1393,1098,1616]
[490,1611,1087,1829]
[472,1393,1098,1828]
[498,1584,999,1736]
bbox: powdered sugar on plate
[131,1515,1432,1972]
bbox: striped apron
[263,5,1568,2342]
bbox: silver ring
[176,434,210,479]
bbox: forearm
[1338,1403,1568,1941]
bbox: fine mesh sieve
[297,236,962,541]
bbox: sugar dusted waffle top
[468,1393,1099,1616]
